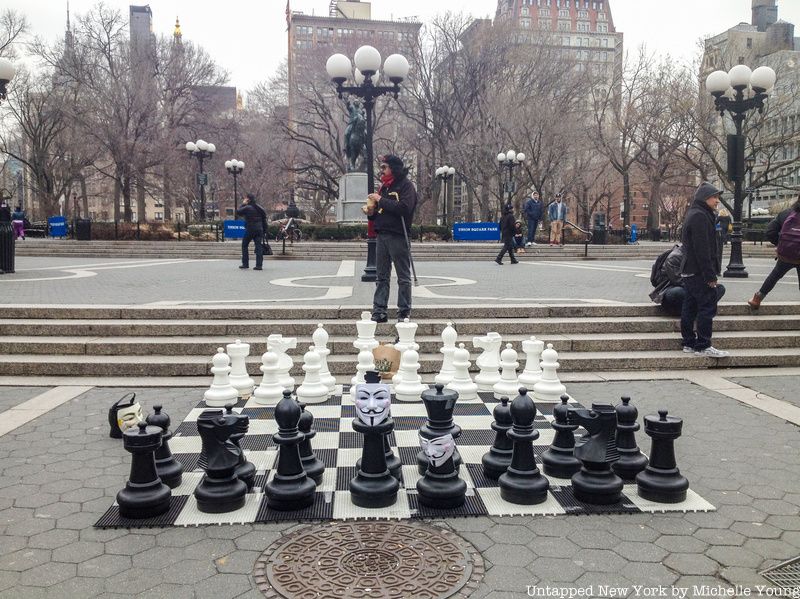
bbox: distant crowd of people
[0,200,27,240]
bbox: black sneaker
[397,313,410,321]
[254,267,263,271]
[494,259,503,265]
[239,265,249,269]
[371,313,388,323]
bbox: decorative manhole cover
[253,521,485,599]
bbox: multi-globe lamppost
[185,139,216,221]
[435,165,456,227]
[496,150,525,213]
[705,64,776,278]
[0,58,16,105]
[225,159,244,218]
[325,46,410,282]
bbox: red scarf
[379,172,394,193]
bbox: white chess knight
[446,343,478,401]
[226,339,255,399]
[312,323,336,394]
[493,343,520,399]
[253,351,285,405]
[350,348,376,400]
[533,343,567,403]
[473,332,503,391]
[204,347,239,407]
[266,333,297,391]
[296,347,330,404]
[519,335,544,389]
[393,349,427,402]
[393,318,420,386]
[434,322,458,385]
[354,311,379,352]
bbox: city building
[129,5,155,59]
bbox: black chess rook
[636,409,689,503]
[541,395,582,479]
[116,422,172,519]
[481,396,513,479]
[145,405,184,489]
[612,396,649,481]
[417,384,462,475]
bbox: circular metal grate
[253,520,485,599]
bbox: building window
[521,6,529,15]
[747,37,753,48]
[598,11,607,21]
[539,18,551,28]
[578,10,588,17]
[597,23,607,32]
[577,21,589,32]
[558,20,571,30]
[559,9,569,17]
[521,18,531,27]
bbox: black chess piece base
[481,450,511,480]
[499,467,550,505]
[350,472,399,508]
[236,460,257,491]
[156,457,184,489]
[117,483,171,519]
[417,475,466,509]
[195,476,248,513]
[571,467,624,505]
[265,479,317,511]
[541,450,582,479]
[636,469,688,503]
[612,452,649,481]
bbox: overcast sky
[6,0,800,94]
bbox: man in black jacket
[495,202,519,265]
[366,155,418,323]
[680,182,728,358]
[236,193,267,270]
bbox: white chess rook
[446,343,479,401]
[533,343,567,403]
[473,332,503,392]
[204,347,239,407]
[267,333,297,391]
[296,347,330,404]
[519,336,544,388]
[394,349,427,402]
[434,322,458,385]
[312,323,337,394]
[227,339,255,399]
[493,343,521,399]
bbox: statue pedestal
[337,172,368,223]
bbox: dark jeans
[680,277,725,351]
[373,233,412,318]
[759,259,800,297]
[241,229,264,268]
[661,286,686,317]
[496,240,517,263]
[526,218,539,243]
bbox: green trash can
[76,218,92,241]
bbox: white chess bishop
[296,347,330,404]
[253,351,285,405]
[393,318,420,386]
[312,323,337,394]
[267,333,297,391]
[354,311,379,352]
[518,335,544,388]
[533,343,567,403]
[473,332,503,391]
[350,348,376,400]
[434,322,458,385]
[493,343,520,399]
[226,339,255,399]
[204,347,239,407]
[446,343,478,401]
[393,349,427,402]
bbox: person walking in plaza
[748,195,800,309]
[366,154,418,323]
[523,190,543,246]
[495,202,519,265]
[548,193,567,246]
[11,205,25,240]
[680,182,728,358]
[0,200,10,224]
[236,193,267,271]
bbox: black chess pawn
[145,405,184,488]
[499,388,550,505]
[481,396,513,479]
[612,396,649,481]
[225,404,256,491]
[194,409,248,513]
[297,402,325,485]
[350,400,400,509]
[265,390,316,510]
[417,434,467,509]
[570,403,624,505]
[417,384,462,475]
[116,422,172,519]
[636,409,689,503]
[541,395,582,479]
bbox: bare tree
[0,9,27,58]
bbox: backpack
[776,210,800,262]
[650,248,672,287]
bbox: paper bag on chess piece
[372,344,401,381]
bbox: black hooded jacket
[681,186,721,283]
[368,175,418,237]
[499,207,515,243]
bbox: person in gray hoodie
[679,182,728,358]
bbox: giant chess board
[96,387,715,528]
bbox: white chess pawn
[354,311,379,352]
[519,336,544,388]
[226,339,255,399]
[493,343,520,399]
[267,333,297,391]
[253,351,285,405]
[204,347,239,407]
[473,332,503,391]
[349,348,376,400]
[446,343,478,401]
[393,349,427,402]
[434,322,458,385]
[312,323,336,394]
[393,318,420,385]
[533,343,567,403]
[296,347,329,404]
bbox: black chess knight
[569,403,623,505]
[194,409,249,513]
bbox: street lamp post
[496,150,526,214]
[435,166,456,227]
[0,58,15,105]
[185,139,216,221]
[225,159,244,219]
[705,64,776,278]
[326,46,410,282]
